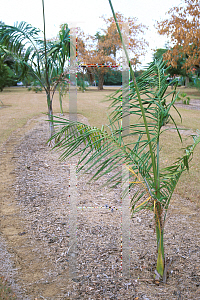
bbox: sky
[1,0,182,68]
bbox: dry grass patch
[176,86,200,98]
[0,85,199,206]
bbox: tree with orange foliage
[77,13,148,90]
[157,0,200,76]
[77,30,116,90]
[100,13,148,62]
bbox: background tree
[153,48,194,86]
[77,13,148,90]
[103,68,122,85]
[100,12,148,60]
[157,0,200,78]
[77,30,115,90]
[0,21,20,91]
[0,47,19,91]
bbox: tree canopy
[0,46,19,91]
[76,13,148,89]
[99,12,148,63]
[153,48,189,77]
[157,0,200,72]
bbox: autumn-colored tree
[157,0,200,74]
[77,13,148,90]
[77,29,115,90]
[100,13,148,61]
[153,48,189,76]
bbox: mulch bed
[1,115,200,299]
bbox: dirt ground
[0,111,200,299]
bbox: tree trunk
[185,76,189,87]
[98,71,104,90]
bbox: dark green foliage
[153,48,193,82]
[0,62,16,91]
[27,79,43,92]
[77,73,89,91]
[103,68,122,85]
[0,49,19,91]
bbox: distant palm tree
[0,8,70,137]
[48,23,70,115]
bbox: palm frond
[49,59,200,218]
[49,115,154,189]
[0,21,41,56]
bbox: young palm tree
[48,0,200,281]
[47,23,70,115]
[0,6,70,136]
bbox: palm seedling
[48,23,70,115]
[48,0,200,281]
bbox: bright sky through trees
[1,0,182,67]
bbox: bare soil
[0,114,200,300]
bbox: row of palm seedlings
[48,0,200,282]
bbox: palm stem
[42,0,50,97]
[59,84,63,115]
[42,0,54,137]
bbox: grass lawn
[0,85,200,205]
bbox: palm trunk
[42,0,54,139]
[155,202,164,279]
[46,92,54,138]
[59,84,63,115]
[156,227,164,278]
[155,137,164,279]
